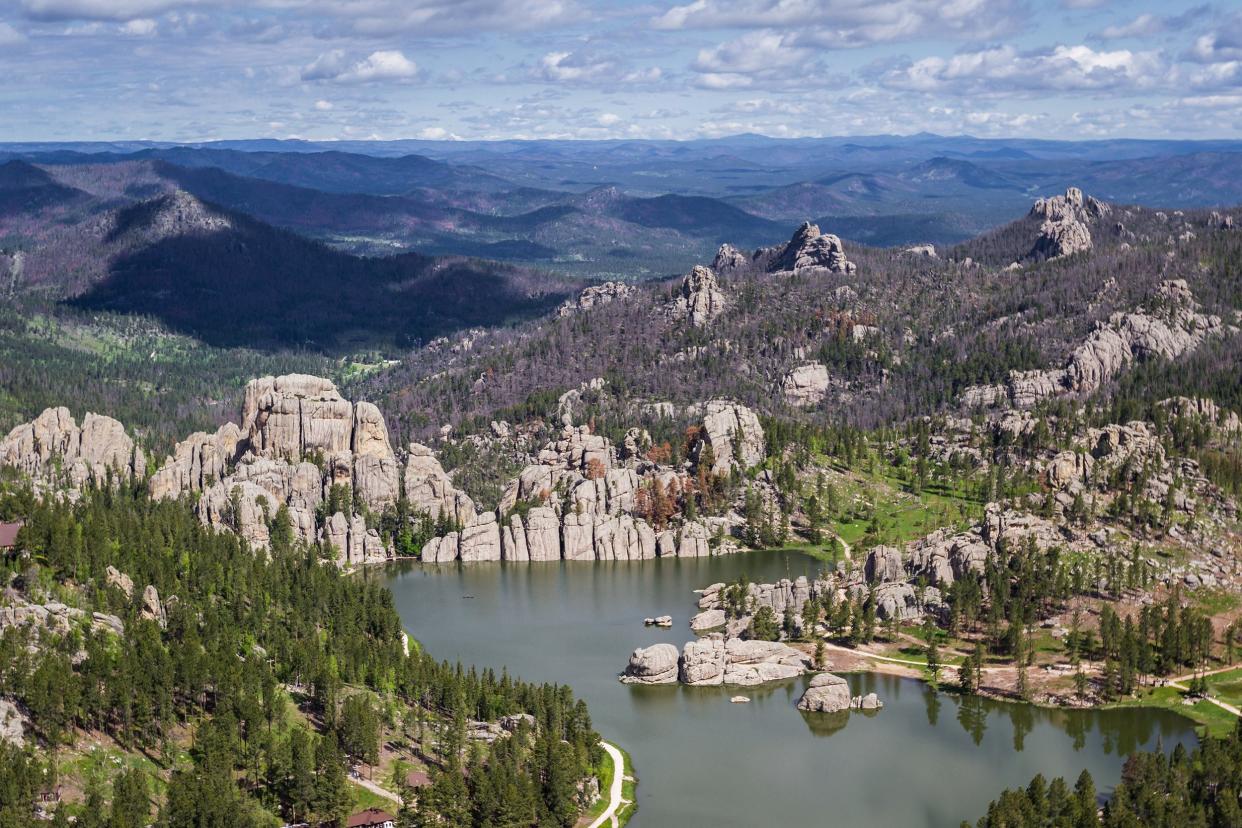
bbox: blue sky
[1,0,1240,141]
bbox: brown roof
[346,809,394,828]
[0,522,22,549]
[405,770,432,788]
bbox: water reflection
[385,552,1200,828]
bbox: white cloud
[1097,14,1163,40]
[313,99,333,110]
[882,44,1168,94]
[119,17,156,35]
[416,126,459,139]
[653,0,1024,44]
[0,21,26,43]
[19,0,192,21]
[537,50,612,82]
[302,50,418,84]
[597,111,621,125]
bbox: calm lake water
[381,550,1198,828]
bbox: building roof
[0,522,22,549]
[346,809,394,828]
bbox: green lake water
[383,550,1197,827]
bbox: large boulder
[797,672,852,713]
[620,643,681,684]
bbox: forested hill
[0,484,603,826]
[70,191,576,351]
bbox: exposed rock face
[693,400,765,475]
[904,244,937,258]
[404,444,475,525]
[620,643,680,684]
[782,363,831,407]
[243,374,353,462]
[864,546,904,583]
[668,265,728,327]
[0,699,27,747]
[557,281,634,317]
[0,407,144,491]
[771,222,856,275]
[797,672,851,713]
[962,281,1223,409]
[871,582,942,622]
[1028,187,1108,260]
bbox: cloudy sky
[1,0,1240,141]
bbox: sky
[0,0,1240,142]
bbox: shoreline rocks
[622,634,811,687]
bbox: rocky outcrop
[1,597,124,639]
[667,265,728,327]
[782,363,832,407]
[146,374,406,565]
[904,244,937,258]
[1028,187,1108,260]
[1208,211,1234,230]
[149,424,242,501]
[620,643,681,684]
[692,400,765,475]
[0,407,145,492]
[676,635,810,686]
[712,243,748,273]
[797,673,851,713]
[771,222,855,276]
[962,281,1223,409]
[557,281,634,317]
[1159,397,1242,435]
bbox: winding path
[586,741,626,828]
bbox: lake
[382,550,1198,827]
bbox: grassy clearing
[1107,685,1238,738]
[1206,667,1242,708]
